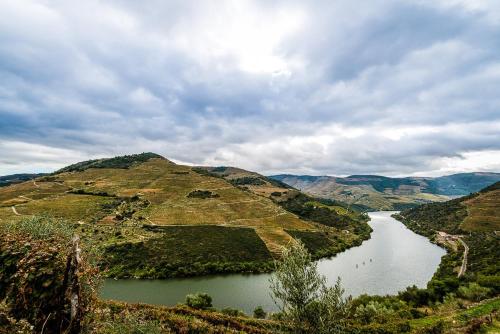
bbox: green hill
[395,181,499,285]
[0,153,370,278]
[270,173,500,211]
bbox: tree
[269,241,351,334]
[253,306,266,319]
[185,293,212,310]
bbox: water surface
[101,211,445,314]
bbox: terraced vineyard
[0,153,370,278]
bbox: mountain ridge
[270,172,500,211]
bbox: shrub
[220,307,243,317]
[0,216,99,333]
[185,293,213,310]
[230,177,266,186]
[457,283,491,302]
[187,190,220,199]
[253,306,266,319]
[354,301,395,324]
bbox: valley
[0,154,498,333]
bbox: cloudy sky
[1,0,499,176]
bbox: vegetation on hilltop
[54,152,165,174]
[103,225,274,278]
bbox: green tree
[269,241,351,334]
[185,292,212,310]
[253,306,266,319]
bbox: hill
[395,181,499,289]
[270,172,500,211]
[0,173,47,187]
[0,153,370,279]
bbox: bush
[187,190,219,199]
[185,293,213,310]
[220,307,244,317]
[354,301,395,324]
[0,216,99,333]
[253,306,266,319]
[457,283,491,302]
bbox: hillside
[0,153,370,279]
[0,173,47,187]
[271,173,500,211]
[395,181,499,288]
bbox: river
[100,211,445,314]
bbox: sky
[1,0,500,177]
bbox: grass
[15,194,118,222]
[409,297,500,332]
[102,225,274,278]
[462,186,500,232]
[85,300,279,334]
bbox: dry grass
[462,188,500,232]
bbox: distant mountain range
[270,172,500,211]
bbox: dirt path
[33,180,39,188]
[11,206,20,216]
[18,195,32,201]
[436,231,469,277]
[458,238,469,277]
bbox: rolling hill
[270,173,500,211]
[0,153,370,278]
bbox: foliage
[285,230,348,259]
[354,301,396,324]
[55,152,163,174]
[253,306,266,319]
[457,283,492,302]
[186,189,220,199]
[2,215,73,240]
[277,192,370,231]
[0,216,99,333]
[230,177,266,186]
[398,197,469,235]
[103,225,274,278]
[86,301,279,334]
[220,307,244,317]
[185,293,213,310]
[269,241,351,334]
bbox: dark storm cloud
[0,0,499,175]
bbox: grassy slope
[0,154,371,278]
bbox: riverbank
[100,212,445,314]
[101,217,372,279]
